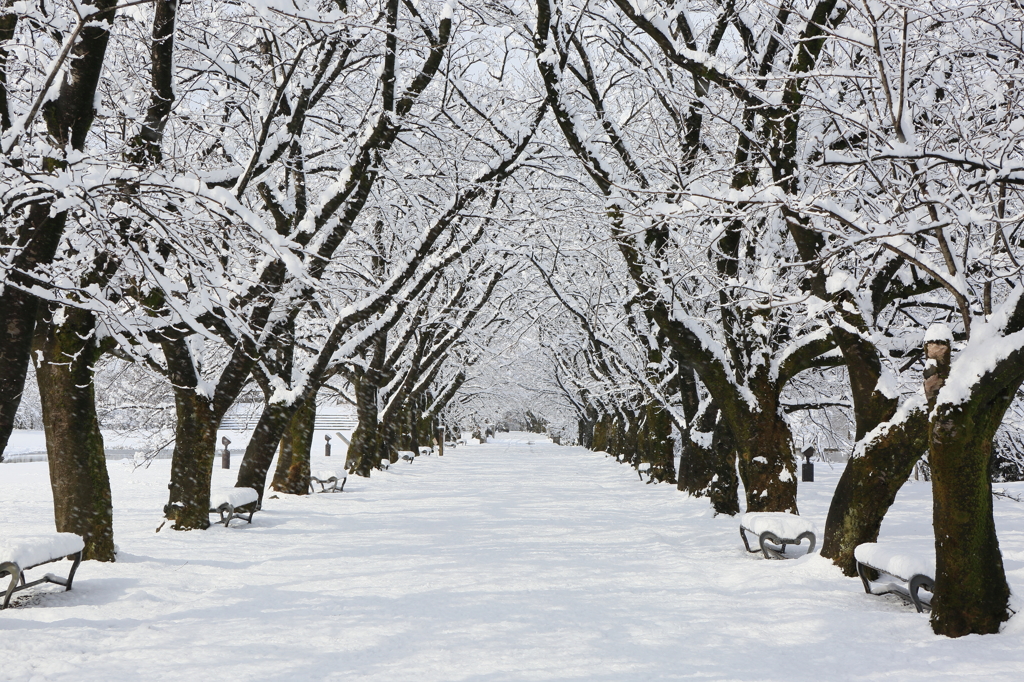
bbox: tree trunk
[236,401,296,505]
[821,403,927,574]
[346,374,390,476]
[678,403,740,515]
[271,396,315,495]
[33,306,115,561]
[162,339,218,530]
[930,399,1012,636]
[0,207,69,459]
[820,406,928,575]
[1,0,119,456]
[638,401,675,483]
[577,406,597,448]
[734,407,798,514]
[921,332,1011,636]
[592,412,612,452]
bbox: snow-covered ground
[2,433,1024,681]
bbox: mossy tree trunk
[930,399,1012,636]
[734,411,798,513]
[821,405,928,575]
[271,395,315,495]
[592,412,612,452]
[925,335,1012,636]
[725,370,798,514]
[638,401,675,483]
[678,402,740,515]
[577,404,598,449]
[33,305,115,561]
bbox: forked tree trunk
[33,306,115,561]
[271,396,315,495]
[734,407,798,514]
[817,317,933,575]
[678,403,739,515]
[820,406,928,575]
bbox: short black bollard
[325,434,332,457]
[801,446,814,482]
[221,436,231,469]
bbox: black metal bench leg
[759,531,783,560]
[1,562,21,610]
[64,551,82,591]
[740,527,758,553]
[796,531,816,555]
[857,561,875,594]
[909,574,934,613]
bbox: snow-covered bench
[398,450,416,463]
[740,512,816,559]
[209,487,260,527]
[854,543,934,613]
[1,533,84,609]
[309,470,347,493]
[418,446,433,456]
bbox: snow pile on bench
[740,512,815,538]
[313,470,345,481]
[398,451,415,461]
[0,533,84,569]
[854,543,935,579]
[210,487,259,509]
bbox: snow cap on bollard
[801,446,814,482]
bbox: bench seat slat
[2,533,84,609]
[210,487,259,509]
[740,512,816,538]
[854,542,935,613]
[854,542,935,582]
[0,533,85,571]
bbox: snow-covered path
[3,434,1024,680]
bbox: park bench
[209,486,260,527]
[398,450,416,463]
[1,533,84,609]
[740,512,816,559]
[419,446,433,456]
[854,542,934,613]
[309,470,347,493]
